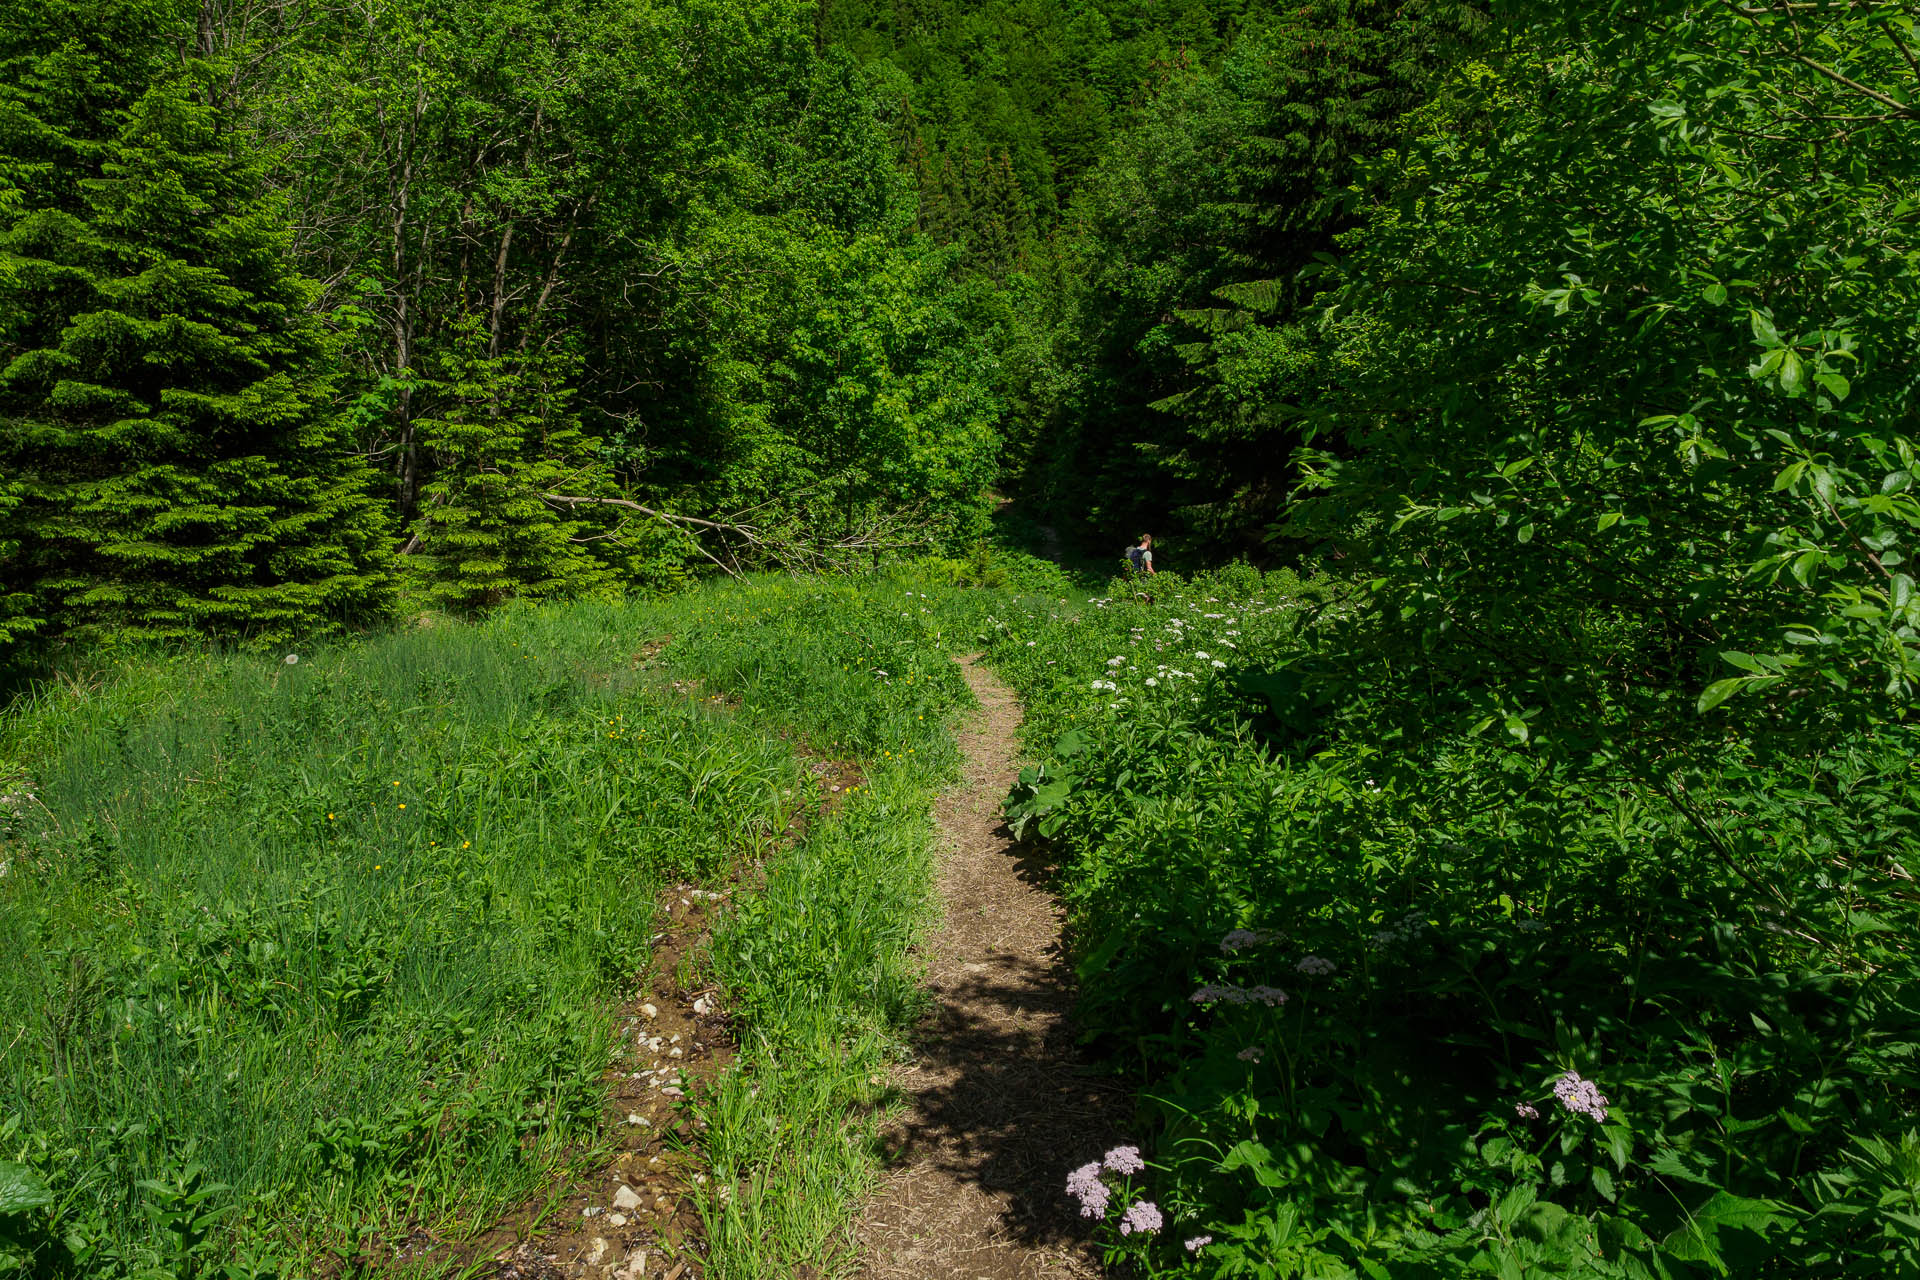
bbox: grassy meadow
[0,575,1080,1277]
[0,601,801,1273]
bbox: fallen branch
[541,493,762,535]
[539,491,937,576]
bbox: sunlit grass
[0,574,1065,1277]
[0,601,796,1271]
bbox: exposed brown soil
[856,656,1123,1280]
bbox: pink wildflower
[1065,1161,1109,1218]
[1514,1102,1539,1120]
[1103,1145,1146,1175]
[1552,1071,1609,1122]
[1118,1200,1163,1236]
[1185,1234,1213,1253]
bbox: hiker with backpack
[1125,533,1156,577]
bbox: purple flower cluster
[1067,1144,1160,1227]
[1065,1161,1109,1218]
[1119,1200,1163,1236]
[1553,1071,1610,1122]
[1185,1234,1214,1253]
[1219,928,1280,953]
[1189,983,1289,1007]
[1514,1102,1539,1120]
[1294,955,1336,977]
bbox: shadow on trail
[875,830,1127,1255]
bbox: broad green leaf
[1220,1140,1289,1189]
[0,1163,51,1216]
[1697,678,1745,713]
[1664,1191,1794,1262]
[1778,349,1807,396]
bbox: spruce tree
[0,477,37,656]
[0,54,393,647]
[402,320,622,613]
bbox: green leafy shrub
[988,577,1920,1277]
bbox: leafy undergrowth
[0,601,799,1276]
[988,569,1920,1278]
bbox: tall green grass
[1,603,796,1275]
[1,575,1057,1279]
[651,577,981,1277]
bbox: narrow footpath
[856,656,1121,1280]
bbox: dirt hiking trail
[857,656,1123,1280]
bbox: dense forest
[6,0,1920,1276]
[0,0,1469,654]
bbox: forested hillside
[6,0,1920,1277]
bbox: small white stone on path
[613,1184,644,1210]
